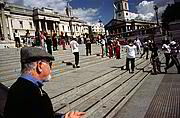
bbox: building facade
[105,0,157,39]
[91,22,105,36]
[0,2,90,42]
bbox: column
[53,22,55,32]
[8,17,14,40]
[39,21,42,31]
[45,21,48,32]
[1,5,8,40]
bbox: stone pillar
[0,3,8,40]
[53,22,55,32]
[39,21,42,31]
[45,21,48,32]
[8,17,14,40]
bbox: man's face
[38,60,52,82]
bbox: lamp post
[154,5,159,26]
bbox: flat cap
[21,47,55,63]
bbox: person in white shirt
[124,39,137,73]
[134,37,142,54]
[70,37,80,68]
[162,40,171,67]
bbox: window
[19,21,23,28]
[118,4,120,10]
[68,26,70,31]
[125,3,127,10]
[62,25,64,31]
[11,19,13,28]
[29,22,33,29]
[119,13,121,17]
[76,26,78,31]
[126,13,128,16]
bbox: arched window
[125,3,127,10]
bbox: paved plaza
[0,44,180,118]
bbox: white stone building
[91,22,105,36]
[0,1,90,46]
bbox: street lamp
[154,5,159,26]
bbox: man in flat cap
[4,47,85,118]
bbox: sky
[7,0,174,25]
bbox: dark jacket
[4,77,64,118]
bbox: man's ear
[37,61,43,74]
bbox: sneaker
[73,65,76,68]
[76,65,80,68]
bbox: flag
[113,3,117,9]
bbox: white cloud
[132,0,169,21]
[73,8,99,23]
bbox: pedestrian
[108,39,113,58]
[46,34,52,55]
[100,36,105,58]
[165,39,180,73]
[140,38,149,59]
[4,47,85,118]
[35,29,40,47]
[150,42,161,74]
[124,39,136,73]
[162,40,171,68]
[52,33,58,51]
[14,30,21,48]
[25,30,31,47]
[134,37,142,54]
[40,31,46,49]
[116,40,121,59]
[61,32,66,50]
[70,36,80,68]
[65,32,70,46]
[86,36,91,56]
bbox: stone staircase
[0,45,164,118]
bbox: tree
[161,3,180,30]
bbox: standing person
[86,36,91,56]
[14,30,21,48]
[70,37,80,68]
[162,40,171,68]
[116,40,121,59]
[4,47,85,118]
[165,39,180,73]
[61,32,66,50]
[104,36,108,56]
[100,36,106,58]
[134,37,142,54]
[108,39,113,58]
[65,32,70,46]
[40,31,46,49]
[113,39,116,58]
[46,34,52,55]
[140,38,149,59]
[52,33,57,51]
[25,30,31,47]
[35,30,40,47]
[124,39,137,73]
[150,42,161,74]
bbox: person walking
[140,38,149,59]
[46,34,52,55]
[86,36,91,56]
[165,39,180,74]
[124,39,137,73]
[116,40,121,59]
[70,37,80,68]
[162,40,171,68]
[4,47,85,118]
[14,30,21,48]
[150,42,161,74]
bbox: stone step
[47,58,150,113]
